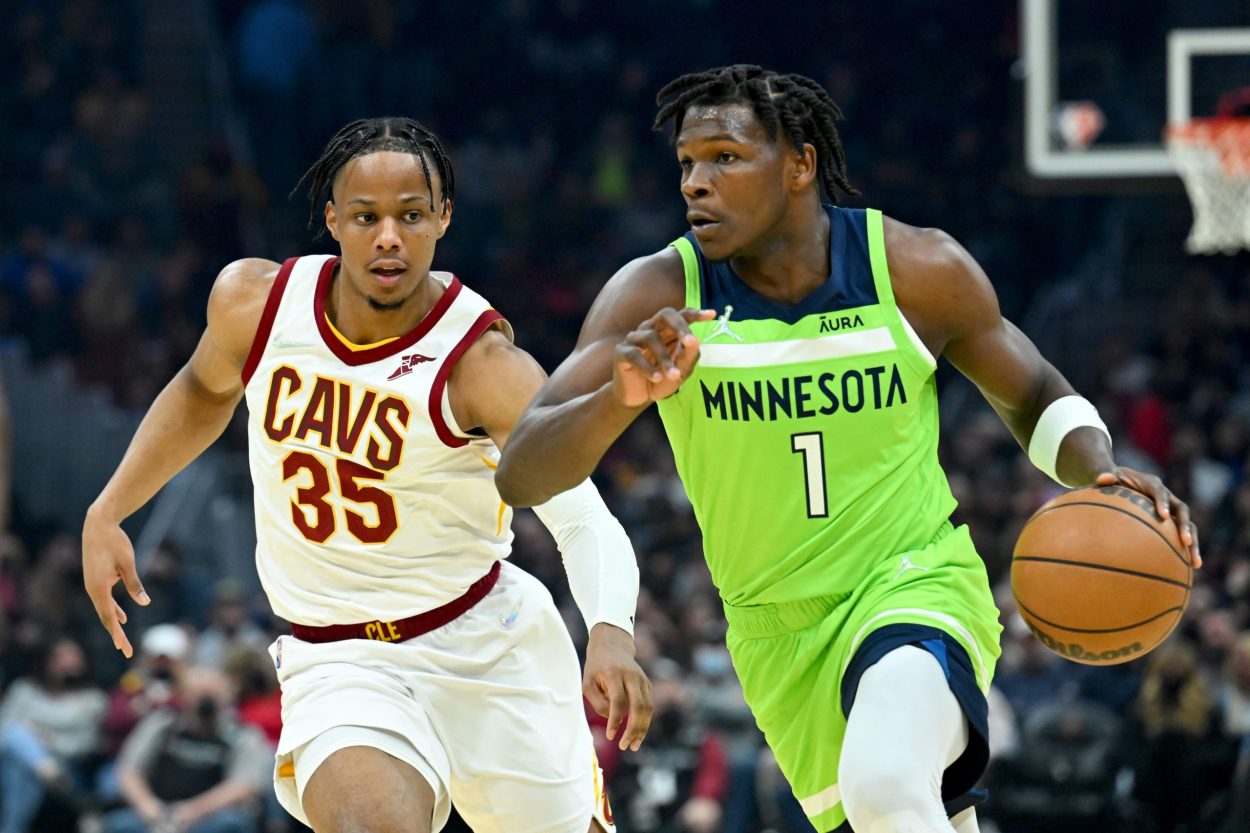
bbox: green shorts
[722,521,1002,832]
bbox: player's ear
[435,198,453,239]
[323,201,340,242]
[788,142,818,192]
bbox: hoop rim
[1165,116,1250,143]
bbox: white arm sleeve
[531,479,639,636]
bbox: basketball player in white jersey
[82,117,650,833]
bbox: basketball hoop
[1166,117,1250,255]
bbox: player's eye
[679,157,693,170]
[717,152,737,164]
[355,213,375,224]
[404,211,423,222]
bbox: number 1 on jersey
[791,432,829,518]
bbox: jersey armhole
[669,237,702,309]
[241,257,297,386]
[430,311,508,447]
[865,210,937,375]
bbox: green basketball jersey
[657,207,957,606]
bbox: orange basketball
[1011,485,1192,666]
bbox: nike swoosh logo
[272,340,315,350]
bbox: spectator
[610,659,728,832]
[1219,633,1250,832]
[993,614,1079,718]
[99,624,191,792]
[1127,639,1230,833]
[0,635,107,833]
[222,649,285,833]
[0,363,10,534]
[103,668,271,833]
[127,543,194,637]
[688,633,763,833]
[221,649,279,750]
[192,580,268,671]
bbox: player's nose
[681,165,714,200]
[374,216,402,251]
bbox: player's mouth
[687,211,722,237]
[369,261,408,287]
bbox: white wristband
[1027,395,1112,486]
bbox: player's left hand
[1096,468,1201,569]
[584,623,653,751]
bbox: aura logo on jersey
[699,364,908,422]
[818,313,864,333]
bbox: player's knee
[304,789,432,833]
[841,766,938,833]
[307,812,421,833]
[846,807,949,833]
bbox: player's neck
[728,201,830,305]
[327,266,440,345]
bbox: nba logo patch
[274,637,284,670]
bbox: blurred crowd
[0,1,1247,832]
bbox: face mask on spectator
[693,646,731,679]
[194,695,219,727]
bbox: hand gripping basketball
[1012,471,1198,666]
[1096,468,1201,567]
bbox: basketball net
[1166,117,1250,255]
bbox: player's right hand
[611,307,715,407]
[82,505,150,658]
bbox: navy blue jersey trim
[684,205,879,324]
[841,623,991,817]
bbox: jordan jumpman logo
[705,305,744,342]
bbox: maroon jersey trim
[313,257,464,366]
[429,310,506,448]
[241,257,297,386]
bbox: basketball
[1011,485,1193,666]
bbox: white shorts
[268,561,613,833]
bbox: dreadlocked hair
[654,65,859,202]
[292,116,456,235]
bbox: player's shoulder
[460,323,517,367]
[451,320,547,434]
[880,215,999,337]
[583,246,687,337]
[881,216,972,278]
[607,246,685,294]
[207,258,285,359]
[212,257,284,303]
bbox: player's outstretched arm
[451,328,654,750]
[83,258,277,657]
[495,250,713,507]
[885,218,1200,567]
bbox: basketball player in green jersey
[497,65,1201,833]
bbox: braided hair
[654,65,859,202]
[292,117,456,235]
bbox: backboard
[1022,0,1250,178]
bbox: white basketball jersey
[242,255,515,625]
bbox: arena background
[1,1,1248,832]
